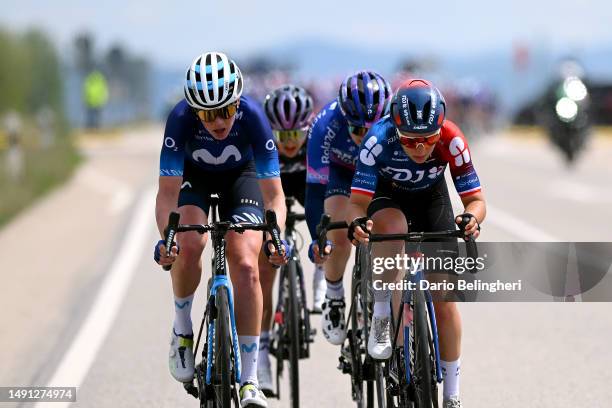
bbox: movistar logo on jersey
[359,136,383,166]
[192,145,242,165]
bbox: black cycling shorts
[280,170,306,207]
[367,178,459,268]
[178,160,264,223]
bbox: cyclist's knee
[234,260,260,289]
[177,233,206,264]
[329,228,351,253]
[371,208,407,234]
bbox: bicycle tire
[374,363,386,408]
[285,260,301,408]
[349,269,364,406]
[412,289,435,408]
[213,287,233,408]
[358,245,379,408]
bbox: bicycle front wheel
[285,260,301,408]
[412,289,435,408]
[212,286,233,408]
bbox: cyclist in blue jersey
[347,79,487,408]
[256,84,324,394]
[154,52,288,408]
[304,71,393,346]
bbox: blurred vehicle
[540,60,591,164]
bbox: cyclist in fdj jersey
[256,84,322,394]
[304,71,393,345]
[154,52,288,408]
[347,79,486,408]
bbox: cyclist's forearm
[460,192,486,224]
[259,177,286,231]
[305,183,326,240]
[346,197,369,225]
[155,191,179,237]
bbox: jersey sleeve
[306,112,330,185]
[440,121,482,197]
[247,100,280,179]
[350,134,381,197]
[159,103,188,176]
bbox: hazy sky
[3,0,611,69]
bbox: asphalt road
[1,127,611,407]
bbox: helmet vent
[422,101,431,123]
[408,101,418,124]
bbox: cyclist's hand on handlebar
[154,239,179,267]
[456,213,481,240]
[348,217,373,245]
[308,240,333,264]
[265,239,291,267]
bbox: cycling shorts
[367,178,460,272]
[178,160,264,224]
[281,170,306,207]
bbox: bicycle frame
[205,227,242,385]
[393,267,442,385]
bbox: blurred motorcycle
[542,70,591,164]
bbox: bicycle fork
[401,272,443,385]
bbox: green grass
[0,137,81,227]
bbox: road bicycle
[163,205,282,408]
[317,215,478,408]
[316,216,386,408]
[267,196,316,407]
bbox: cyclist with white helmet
[256,84,323,394]
[304,70,393,346]
[154,51,288,407]
[347,79,487,408]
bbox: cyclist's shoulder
[435,120,475,168]
[311,100,345,131]
[363,116,395,147]
[167,99,193,122]
[236,95,260,119]
[438,120,468,145]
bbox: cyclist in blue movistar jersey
[154,52,288,408]
[304,71,393,346]
[256,84,323,394]
[348,79,487,408]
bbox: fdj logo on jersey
[359,136,382,166]
[381,165,443,183]
[449,136,470,166]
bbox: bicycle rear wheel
[285,260,301,408]
[212,287,233,408]
[411,289,435,408]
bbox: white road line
[485,204,561,242]
[35,187,156,408]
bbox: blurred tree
[22,30,64,116]
[74,33,94,74]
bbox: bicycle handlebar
[162,210,283,270]
[315,213,479,272]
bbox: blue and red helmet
[390,79,446,134]
[338,71,392,127]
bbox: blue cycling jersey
[306,100,359,185]
[160,96,280,179]
[351,118,482,197]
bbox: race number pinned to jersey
[449,136,471,167]
[359,136,383,166]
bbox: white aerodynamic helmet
[184,51,243,110]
